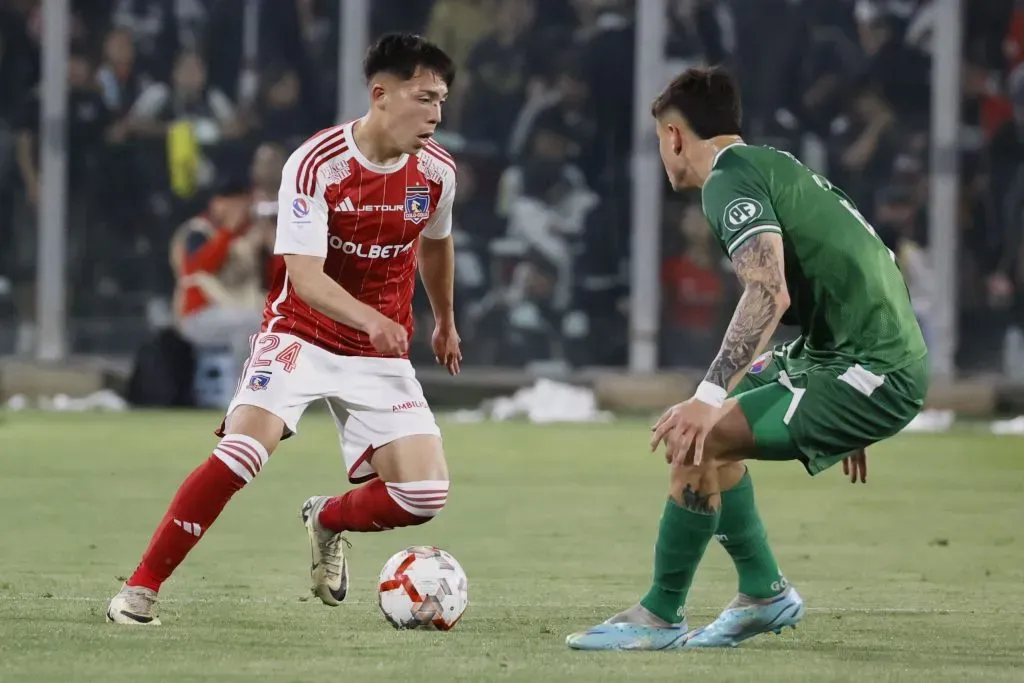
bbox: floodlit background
[0,0,1016,385]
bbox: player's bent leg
[107,406,284,626]
[567,405,751,650]
[300,364,447,607]
[306,435,449,606]
[680,392,805,648]
[317,434,448,533]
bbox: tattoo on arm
[705,233,788,389]
[680,484,715,514]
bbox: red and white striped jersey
[265,118,457,357]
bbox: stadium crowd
[0,0,1021,379]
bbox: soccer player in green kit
[567,66,929,651]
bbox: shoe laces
[122,587,158,615]
[320,534,350,580]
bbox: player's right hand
[841,449,867,484]
[366,314,408,356]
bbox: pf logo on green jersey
[723,198,763,231]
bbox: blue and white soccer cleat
[682,587,805,648]
[566,604,690,651]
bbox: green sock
[716,469,786,599]
[640,497,720,624]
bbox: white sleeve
[274,150,330,257]
[420,171,456,240]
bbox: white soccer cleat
[301,495,349,606]
[106,584,161,626]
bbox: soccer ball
[377,545,468,630]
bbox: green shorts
[731,343,930,475]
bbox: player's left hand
[650,398,721,466]
[431,319,462,376]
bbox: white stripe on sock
[212,435,270,484]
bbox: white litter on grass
[446,379,613,424]
[4,390,128,413]
[989,416,1024,435]
[901,409,955,433]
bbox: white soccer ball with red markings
[377,546,468,630]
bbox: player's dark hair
[651,66,742,139]
[363,33,456,87]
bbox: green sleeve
[701,167,782,258]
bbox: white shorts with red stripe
[221,331,440,483]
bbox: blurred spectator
[660,202,727,368]
[111,0,208,82]
[987,63,1024,293]
[128,51,243,144]
[459,0,543,149]
[10,49,112,351]
[170,175,271,361]
[569,0,633,191]
[127,51,245,195]
[249,141,288,285]
[204,0,318,121]
[1,0,1021,377]
[666,0,734,65]
[424,0,496,131]
[876,184,933,343]
[853,0,931,127]
[509,55,599,183]
[0,0,40,122]
[250,65,309,150]
[501,114,598,305]
[97,27,149,120]
[829,81,901,215]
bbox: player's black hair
[651,66,742,139]
[363,33,456,87]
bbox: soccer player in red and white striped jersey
[108,34,462,625]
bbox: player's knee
[224,405,285,454]
[384,479,450,523]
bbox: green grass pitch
[1,411,1022,682]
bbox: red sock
[127,435,269,591]
[318,479,449,532]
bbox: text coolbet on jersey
[268,119,456,357]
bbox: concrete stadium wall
[2,359,1022,417]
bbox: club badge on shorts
[248,372,271,391]
[404,186,430,224]
[749,351,773,374]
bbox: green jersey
[701,143,927,373]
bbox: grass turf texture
[1,411,1022,682]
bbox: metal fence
[2,0,1021,383]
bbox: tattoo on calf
[680,484,715,514]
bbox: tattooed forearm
[704,233,789,389]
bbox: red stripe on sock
[217,449,255,478]
[219,442,260,473]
